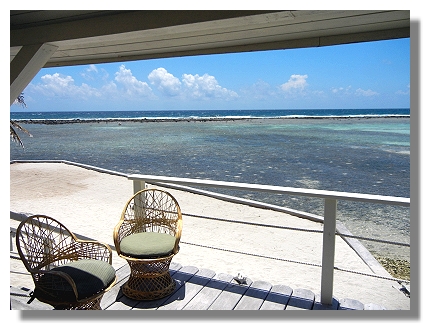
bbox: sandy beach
[10,161,410,310]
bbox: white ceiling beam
[10,43,58,105]
[10,11,410,69]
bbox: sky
[10,37,410,112]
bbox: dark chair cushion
[35,259,116,302]
[120,232,176,259]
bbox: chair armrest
[173,218,183,254]
[32,268,80,301]
[113,218,131,255]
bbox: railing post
[321,198,337,305]
[133,179,145,194]
[10,230,15,252]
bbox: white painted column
[320,198,337,305]
[133,180,146,195]
[10,43,58,105]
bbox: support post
[10,43,58,105]
[133,180,146,195]
[320,198,337,305]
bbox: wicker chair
[15,215,117,310]
[113,188,183,300]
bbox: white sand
[10,162,410,309]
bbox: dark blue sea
[10,108,410,121]
[10,109,410,261]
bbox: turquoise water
[10,112,410,260]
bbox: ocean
[10,109,410,261]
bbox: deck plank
[260,284,293,310]
[101,276,130,310]
[100,264,131,309]
[106,292,140,310]
[339,298,365,310]
[234,280,272,310]
[10,297,51,310]
[169,262,184,273]
[313,294,339,310]
[364,303,387,310]
[207,278,253,310]
[285,288,315,310]
[157,268,216,310]
[133,265,199,310]
[10,286,51,310]
[183,273,234,310]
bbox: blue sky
[11,37,410,112]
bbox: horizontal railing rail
[128,174,410,206]
[128,174,410,305]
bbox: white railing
[10,160,411,305]
[128,174,410,305]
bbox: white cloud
[29,65,156,102]
[148,67,182,96]
[396,84,410,95]
[280,75,308,91]
[355,88,379,97]
[240,80,277,101]
[331,86,379,98]
[147,67,238,100]
[114,65,154,98]
[87,64,98,73]
[80,64,98,81]
[331,86,352,94]
[310,90,326,97]
[33,73,102,99]
[81,64,110,82]
[28,65,239,105]
[182,73,238,100]
[43,73,73,88]
[101,81,118,95]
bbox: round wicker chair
[15,215,117,310]
[113,188,183,300]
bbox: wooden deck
[10,262,387,311]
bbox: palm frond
[10,120,32,149]
[10,125,24,148]
[11,93,32,148]
[15,94,26,107]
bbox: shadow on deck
[10,262,386,311]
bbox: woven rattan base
[52,295,103,310]
[122,272,176,300]
[122,258,176,300]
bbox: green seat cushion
[120,232,176,259]
[35,259,116,302]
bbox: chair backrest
[116,189,183,245]
[16,215,77,272]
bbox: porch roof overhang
[10,10,410,104]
